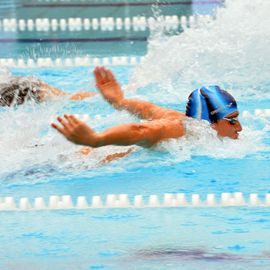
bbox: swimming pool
[1,0,270,269]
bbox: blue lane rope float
[0,193,270,211]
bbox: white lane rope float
[0,15,212,32]
[0,192,269,211]
[242,109,270,119]
[0,56,143,68]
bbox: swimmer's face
[211,111,242,139]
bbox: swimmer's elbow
[139,121,185,146]
[98,123,155,147]
[131,124,164,147]
[100,122,183,147]
[162,110,183,120]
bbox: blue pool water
[1,208,270,269]
[1,0,270,269]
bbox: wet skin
[211,111,242,139]
[52,67,243,148]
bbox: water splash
[0,100,140,184]
[130,0,270,101]
[0,62,269,185]
[156,119,267,162]
[0,67,11,79]
[0,101,71,178]
[0,88,269,185]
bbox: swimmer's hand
[94,66,124,106]
[51,115,99,147]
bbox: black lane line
[0,37,147,43]
[21,1,221,8]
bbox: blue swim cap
[185,85,238,123]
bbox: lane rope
[242,109,270,119]
[0,15,212,32]
[0,192,269,211]
[0,56,143,67]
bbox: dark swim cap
[0,76,41,107]
[185,85,238,123]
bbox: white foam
[130,0,270,101]
[155,118,267,162]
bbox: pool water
[1,0,270,269]
[1,208,270,270]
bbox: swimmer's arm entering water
[94,67,183,121]
[52,115,185,148]
[39,82,95,101]
[79,146,135,165]
[69,92,96,101]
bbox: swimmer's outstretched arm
[51,115,184,148]
[39,82,95,101]
[68,92,96,101]
[94,67,183,121]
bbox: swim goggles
[223,117,239,125]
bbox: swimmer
[0,75,95,107]
[52,67,242,148]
